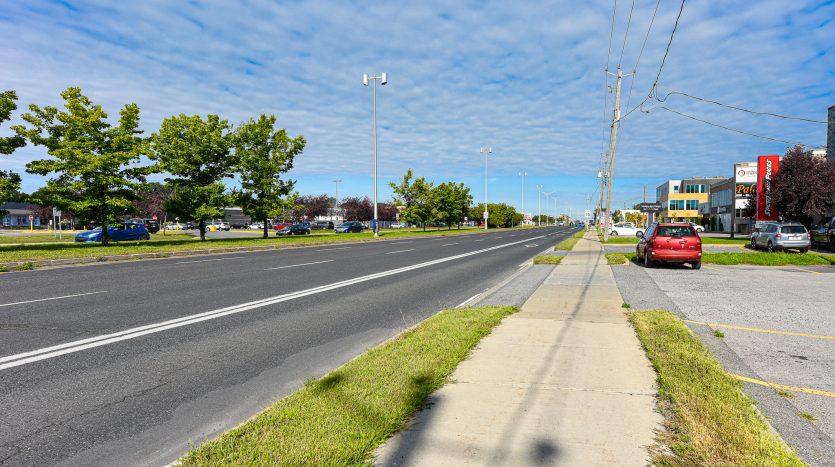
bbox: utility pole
[536,185,543,226]
[603,67,625,242]
[333,179,342,222]
[518,171,527,225]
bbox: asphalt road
[0,226,574,466]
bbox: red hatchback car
[636,223,702,269]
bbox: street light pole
[363,72,387,237]
[518,171,527,225]
[333,179,342,222]
[481,147,491,230]
[543,190,553,226]
[536,185,543,226]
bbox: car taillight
[775,233,782,239]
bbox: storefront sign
[734,163,758,200]
[638,202,662,213]
[756,155,780,222]
[735,183,756,195]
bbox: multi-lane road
[0,226,575,466]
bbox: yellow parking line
[736,244,749,251]
[683,319,835,341]
[795,267,821,274]
[731,374,835,399]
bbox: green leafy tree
[389,169,433,230]
[1,91,27,214]
[469,203,521,228]
[430,182,472,229]
[150,114,235,240]
[13,87,149,244]
[773,144,835,227]
[232,114,305,238]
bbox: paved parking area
[612,262,835,466]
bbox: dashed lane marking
[386,249,416,255]
[0,291,108,308]
[265,260,333,270]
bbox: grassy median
[533,255,564,265]
[606,251,835,266]
[605,252,630,264]
[180,306,516,466]
[629,310,802,465]
[601,236,749,245]
[554,229,586,251]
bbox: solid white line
[474,239,485,242]
[455,293,481,309]
[0,233,547,371]
[265,260,333,270]
[315,246,352,251]
[174,256,246,265]
[387,241,413,245]
[386,249,416,255]
[441,242,459,246]
[0,291,108,308]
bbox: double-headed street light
[481,147,492,230]
[518,171,527,225]
[363,72,387,236]
[543,191,554,225]
[536,185,543,226]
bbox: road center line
[441,242,459,246]
[386,249,416,255]
[315,246,352,251]
[0,234,546,371]
[174,256,246,265]
[265,260,333,270]
[0,291,108,308]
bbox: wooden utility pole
[603,67,624,242]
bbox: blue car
[75,222,151,242]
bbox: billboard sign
[638,202,662,213]
[734,162,758,200]
[756,155,780,222]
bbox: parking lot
[612,261,835,465]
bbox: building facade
[655,177,726,223]
[702,179,734,232]
[0,202,43,228]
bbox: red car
[636,223,702,269]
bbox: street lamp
[544,191,553,225]
[518,171,527,225]
[536,185,543,226]
[363,72,387,236]
[333,179,342,222]
[481,147,491,230]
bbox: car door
[758,224,773,247]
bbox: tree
[230,114,304,238]
[389,169,433,229]
[291,194,330,223]
[626,212,643,225]
[1,91,27,214]
[612,209,624,222]
[341,196,373,221]
[150,114,236,240]
[469,203,521,228]
[377,202,398,221]
[773,145,835,227]
[430,182,472,229]
[14,87,149,245]
[133,182,174,220]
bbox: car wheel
[830,237,835,252]
[610,231,618,236]
[799,248,808,253]
[140,234,150,241]
[767,241,774,253]
[692,261,701,270]
[644,251,653,268]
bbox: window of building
[673,185,680,193]
[686,200,699,210]
[669,200,684,210]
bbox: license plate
[789,235,799,240]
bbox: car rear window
[781,226,806,234]
[656,225,697,237]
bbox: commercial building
[654,177,726,223]
[0,202,43,228]
[700,179,734,232]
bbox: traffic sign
[28,215,33,221]
[483,211,489,219]
[152,215,158,220]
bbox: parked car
[390,222,407,229]
[558,221,565,226]
[275,224,311,236]
[750,222,810,253]
[609,222,642,237]
[135,218,160,233]
[810,216,835,251]
[636,223,702,269]
[75,222,151,242]
[688,222,705,233]
[272,223,289,230]
[335,221,364,233]
[164,222,183,231]
[248,222,264,230]
[203,220,230,231]
[574,222,585,227]
[310,220,334,230]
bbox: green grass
[0,227,531,263]
[622,303,631,309]
[798,412,816,421]
[713,330,725,338]
[600,236,748,245]
[15,262,34,271]
[0,233,195,245]
[777,390,794,399]
[554,229,586,251]
[533,255,564,265]
[629,310,803,466]
[605,252,630,264]
[0,265,7,273]
[180,306,515,466]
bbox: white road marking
[174,256,246,265]
[386,249,416,255]
[441,243,459,246]
[474,239,485,242]
[455,293,481,308]
[265,260,333,270]
[0,291,108,308]
[315,246,352,251]
[0,233,547,371]
[387,241,413,245]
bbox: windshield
[781,226,806,234]
[656,225,697,237]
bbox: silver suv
[750,222,810,253]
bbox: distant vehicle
[609,222,642,237]
[164,223,183,231]
[750,222,810,253]
[390,222,407,229]
[335,221,364,233]
[574,221,585,227]
[310,220,334,230]
[204,220,230,231]
[182,222,196,230]
[272,223,289,230]
[427,222,446,227]
[130,218,160,233]
[636,223,702,269]
[276,224,311,236]
[688,222,705,233]
[248,223,264,230]
[810,216,835,251]
[75,222,150,242]
[558,221,565,226]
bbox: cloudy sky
[1,0,833,217]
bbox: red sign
[28,215,33,221]
[152,215,158,220]
[756,155,780,222]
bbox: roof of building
[0,202,33,210]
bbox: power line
[632,0,662,74]
[618,0,636,67]
[657,87,834,124]
[645,105,804,145]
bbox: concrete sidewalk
[376,232,662,466]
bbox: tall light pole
[536,185,543,226]
[544,191,553,225]
[518,171,527,225]
[333,179,342,222]
[363,72,387,237]
[481,147,491,229]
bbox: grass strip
[600,236,749,245]
[0,227,532,263]
[533,255,563,265]
[629,310,803,466]
[554,229,586,251]
[605,252,630,264]
[0,233,195,245]
[181,306,516,466]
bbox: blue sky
[1,0,833,217]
